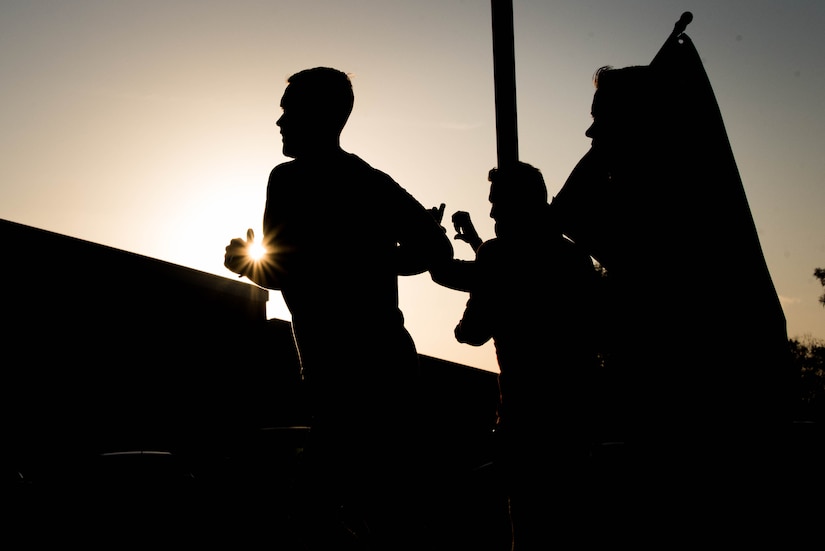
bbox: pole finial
[651,11,694,66]
[674,12,693,36]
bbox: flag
[550,14,795,433]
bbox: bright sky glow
[1,1,823,372]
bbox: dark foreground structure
[2,218,823,548]
[2,218,506,547]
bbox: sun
[243,228,267,261]
[248,240,267,261]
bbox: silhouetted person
[557,65,793,438]
[224,67,453,550]
[447,162,601,550]
[550,26,795,542]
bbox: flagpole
[491,0,519,170]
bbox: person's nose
[585,122,595,139]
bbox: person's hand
[428,203,446,225]
[224,228,255,277]
[451,211,482,252]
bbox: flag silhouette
[550,14,794,435]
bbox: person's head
[276,67,354,158]
[585,63,703,181]
[487,162,548,238]
[585,65,659,159]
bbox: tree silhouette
[789,335,825,422]
[815,267,825,307]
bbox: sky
[2,0,823,373]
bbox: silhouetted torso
[263,150,441,405]
[266,152,409,341]
[457,231,599,432]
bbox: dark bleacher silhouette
[2,217,505,548]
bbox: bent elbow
[454,323,490,347]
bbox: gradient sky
[2,1,823,373]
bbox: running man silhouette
[224,67,453,550]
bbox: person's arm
[454,241,496,346]
[430,257,479,292]
[394,189,454,277]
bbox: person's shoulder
[345,153,414,201]
[265,161,304,200]
[269,159,299,179]
[476,238,501,258]
[344,153,395,182]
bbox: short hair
[591,63,702,150]
[488,161,548,206]
[591,65,656,117]
[286,67,355,130]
